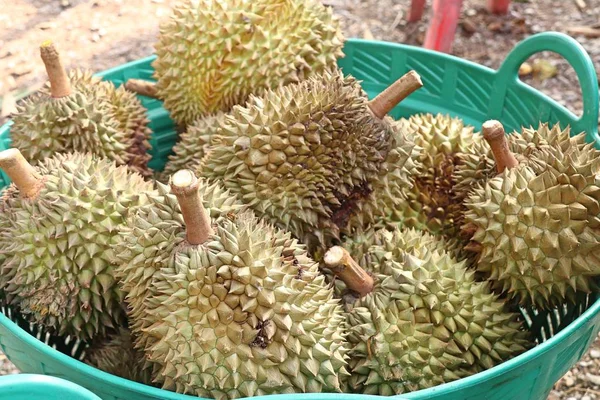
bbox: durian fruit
[198,69,423,253]
[85,327,153,384]
[390,113,483,236]
[115,172,246,359]
[159,111,227,180]
[463,120,600,308]
[0,149,153,341]
[10,42,152,177]
[123,170,349,398]
[140,0,344,126]
[323,228,531,395]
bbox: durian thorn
[367,70,423,119]
[0,149,44,199]
[482,120,519,173]
[323,246,374,297]
[170,169,214,245]
[124,79,159,99]
[40,41,72,98]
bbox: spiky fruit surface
[344,228,530,395]
[10,70,152,176]
[0,152,153,341]
[342,123,422,235]
[160,112,226,180]
[131,210,349,399]
[464,139,600,308]
[152,0,344,126]
[115,178,245,359]
[199,70,399,252]
[392,113,482,236]
[85,328,152,384]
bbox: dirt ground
[1,0,600,398]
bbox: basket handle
[489,32,599,138]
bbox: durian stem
[125,79,159,99]
[0,149,44,199]
[170,170,214,245]
[482,120,519,173]
[323,246,374,297]
[40,41,71,98]
[368,70,423,119]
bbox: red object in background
[408,0,426,22]
[423,0,463,53]
[488,0,511,14]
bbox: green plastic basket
[0,374,101,400]
[0,32,598,400]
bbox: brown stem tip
[170,169,214,245]
[40,40,72,98]
[124,79,159,99]
[324,246,374,297]
[0,149,44,199]
[482,120,519,173]
[368,70,423,119]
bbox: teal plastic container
[0,374,101,400]
[0,32,598,400]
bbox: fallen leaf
[532,59,558,81]
[1,93,17,118]
[518,62,532,76]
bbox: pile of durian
[0,0,597,398]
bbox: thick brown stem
[482,120,519,173]
[170,170,214,245]
[0,149,44,199]
[125,79,159,99]
[324,246,374,297]
[368,70,423,119]
[40,41,71,98]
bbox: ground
[1,0,600,398]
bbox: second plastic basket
[0,31,598,400]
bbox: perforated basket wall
[0,32,598,400]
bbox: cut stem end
[0,149,44,199]
[482,120,519,173]
[40,41,72,98]
[124,79,159,99]
[324,246,374,297]
[368,70,423,119]
[170,170,214,245]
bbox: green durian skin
[464,139,600,308]
[160,111,226,181]
[0,152,154,342]
[152,0,344,126]
[198,69,397,253]
[115,178,246,367]
[344,228,531,395]
[85,327,153,385]
[391,113,482,237]
[128,210,349,399]
[10,70,152,176]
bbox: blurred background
[0,1,599,398]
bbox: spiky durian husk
[108,86,153,177]
[152,0,344,126]
[453,123,583,208]
[115,179,246,361]
[85,327,153,384]
[160,112,226,180]
[10,70,152,176]
[0,152,153,341]
[389,113,482,236]
[345,228,530,395]
[198,70,397,252]
[132,211,349,398]
[464,142,600,308]
[341,122,422,235]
